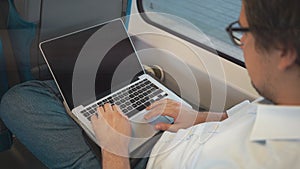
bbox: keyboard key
[144,101,151,107]
[136,101,141,105]
[109,99,114,104]
[83,112,90,117]
[152,89,163,96]
[84,79,167,121]
[141,98,147,103]
[123,108,128,114]
[150,84,158,89]
[87,116,92,121]
[126,109,139,118]
[92,107,98,112]
[127,105,133,111]
[136,104,146,111]
[81,110,87,114]
[113,96,120,101]
[144,80,151,85]
[120,104,126,109]
[128,89,134,94]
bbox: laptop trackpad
[129,112,171,152]
[130,111,172,138]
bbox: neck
[272,69,300,105]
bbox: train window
[138,0,245,66]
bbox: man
[0,0,299,169]
[91,0,300,168]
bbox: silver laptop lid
[39,19,145,110]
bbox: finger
[97,106,104,113]
[154,122,171,131]
[166,124,181,132]
[146,99,181,110]
[96,106,105,119]
[146,99,168,110]
[144,106,177,120]
[144,106,165,120]
[156,123,181,132]
[90,114,98,125]
[113,105,129,119]
[103,103,113,112]
[112,104,119,112]
[113,104,123,113]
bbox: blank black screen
[40,19,144,109]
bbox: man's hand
[91,103,131,156]
[144,99,199,132]
[144,99,228,132]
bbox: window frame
[136,0,245,67]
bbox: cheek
[242,39,263,85]
[243,41,254,72]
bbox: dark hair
[243,0,300,65]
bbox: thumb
[166,124,181,132]
[155,123,181,132]
[155,123,171,131]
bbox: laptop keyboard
[79,79,168,121]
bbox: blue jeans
[0,80,149,169]
[0,80,101,168]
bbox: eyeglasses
[226,21,250,46]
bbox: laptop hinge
[63,101,83,125]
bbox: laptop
[39,18,191,153]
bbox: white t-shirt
[146,99,300,169]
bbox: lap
[0,80,101,168]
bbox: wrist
[222,112,228,120]
[102,149,129,158]
[102,149,130,169]
[195,111,228,124]
[195,111,207,124]
[101,142,130,157]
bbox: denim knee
[0,80,47,128]
[0,82,25,119]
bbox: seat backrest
[0,39,9,98]
[0,37,13,152]
[6,0,36,82]
[0,0,38,152]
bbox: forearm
[102,150,130,169]
[195,111,228,125]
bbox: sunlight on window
[141,0,244,63]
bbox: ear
[277,47,297,71]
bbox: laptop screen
[40,19,145,109]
